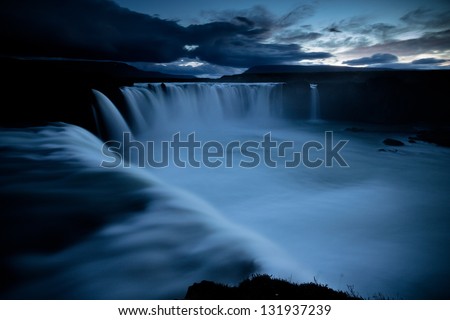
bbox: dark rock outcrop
[409,129,450,147]
[224,68,450,125]
[185,274,359,300]
[383,138,405,146]
[0,58,193,135]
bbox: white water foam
[0,123,307,299]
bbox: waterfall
[309,83,320,120]
[94,83,283,138]
[1,123,301,299]
[91,89,131,141]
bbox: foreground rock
[383,138,405,146]
[185,275,359,300]
[409,129,450,147]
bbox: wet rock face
[409,130,450,148]
[383,138,405,147]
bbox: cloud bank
[412,57,448,65]
[343,53,398,66]
[0,0,331,68]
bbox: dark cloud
[0,0,186,62]
[343,53,398,65]
[400,8,450,30]
[277,31,323,42]
[202,5,274,31]
[276,5,315,28]
[325,16,369,34]
[189,39,331,68]
[0,0,330,68]
[327,26,342,33]
[347,29,450,56]
[325,16,399,42]
[184,20,331,67]
[202,4,315,32]
[183,3,331,67]
[336,7,450,60]
[315,35,372,51]
[234,16,255,27]
[359,23,398,41]
[412,57,448,65]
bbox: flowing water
[309,83,320,120]
[1,82,450,299]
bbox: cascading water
[0,82,306,299]
[3,81,450,300]
[309,83,320,120]
[117,82,283,137]
[92,89,132,141]
[95,82,450,300]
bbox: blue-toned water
[1,83,449,299]
[309,83,320,120]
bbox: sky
[1,0,450,76]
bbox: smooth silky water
[1,83,449,299]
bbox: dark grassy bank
[185,274,360,300]
[0,58,194,133]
